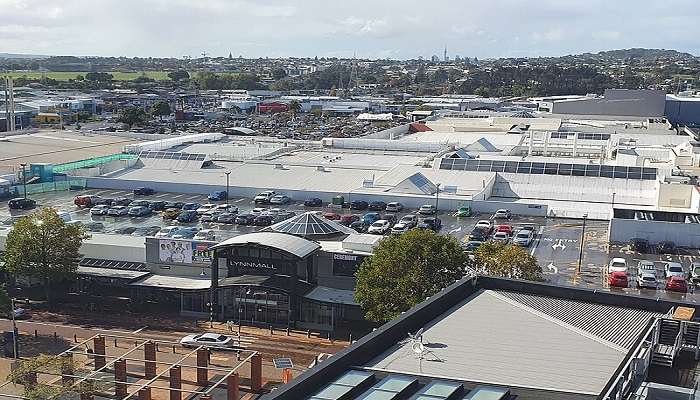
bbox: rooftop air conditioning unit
[274,164,285,169]
[316,166,328,172]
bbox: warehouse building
[550,89,666,117]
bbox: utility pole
[20,163,27,200]
[225,171,231,205]
[10,298,18,359]
[434,183,441,213]
[577,214,588,275]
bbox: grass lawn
[0,70,171,81]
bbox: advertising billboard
[157,240,213,265]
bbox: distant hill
[590,48,696,60]
[0,53,50,60]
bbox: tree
[0,285,10,315]
[471,241,543,281]
[288,99,301,116]
[84,72,113,82]
[150,100,172,121]
[9,354,102,400]
[116,106,149,129]
[168,70,190,82]
[3,208,88,307]
[271,67,287,80]
[355,229,468,323]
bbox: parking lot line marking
[132,326,148,334]
[172,194,184,199]
[155,193,170,198]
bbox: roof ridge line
[485,290,626,353]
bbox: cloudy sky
[1,0,699,59]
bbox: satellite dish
[411,341,425,355]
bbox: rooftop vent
[274,164,285,170]
[316,166,328,172]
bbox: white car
[399,214,418,228]
[475,220,493,231]
[493,209,512,219]
[180,333,239,350]
[214,204,238,214]
[492,231,509,243]
[196,204,217,215]
[251,207,268,215]
[385,202,404,212]
[512,230,533,246]
[637,271,658,289]
[391,223,410,234]
[269,194,291,204]
[254,190,276,204]
[107,206,129,216]
[90,204,110,216]
[418,204,436,215]
[608,258,627,273]
[637,260,656,277]
[155,226,180,238]
[193,229,216,241]
[664,262,685,279]
[368,220,391,234]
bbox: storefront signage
[333,253,358,261]
[231,260,277,271]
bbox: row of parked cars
[607,257,700,293]
[462,210,535,251]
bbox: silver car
[180,333,239,350]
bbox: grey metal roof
[495,290,661,350]
[265,212,356,238]
[211,232,321,259]
[366,289,638,396]
[77,266,150,281]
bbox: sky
[1,0,699,59]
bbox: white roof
[131,275,211,290]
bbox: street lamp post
[577,214,588,274]
[206,301,213,328]
[225,171,231,205]
[20,163,27,200]
[434,183,441,213]
[10,298,18,359]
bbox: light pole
[20,163,27,200]
[206,301,213,328]
[577,213,588,275]
[225,171,231,205]
[10,298,18,359]
[434,183,441,214]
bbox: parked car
[637,260,656,277]
[129,200,151,208]
[235,214,256,225]
[385,202,404,212]
[608,271,628,288]
[254,190,276,204]
[417,217,442,231]
[201,211,223,223]
[350,200,369,210]
[133,187,155,196]
[196,204,217,215]
[8,197,36,210]
[217,213,238,224]
[492,231,509,243]
[83,222,105,232]
[176,210,198,223]
[304,198,323,207]
[391,223,410,234]
[362,212,381,225]
[493,209,512,219]
[128,206,152,217]
[162,208,181,220]
[107,205,129,216]
[691,261,700,285]
[664,262,685,279]
[74,195,101,208]
[182,203,201,211]
[629,238,649,253]
[323,212,340,221]
[349,221,367,233]
[513,230,534,246]
[462,241,483,252]
[455,207,471,217]
[368,201,386,211]
[164,201,185,209]
[207,191,227,201]
[269,194,291,205]
[608,258,628,273]
[495,224,513,236]
[339,214,360,226]
[194,229,216,241]
[474,220,493,232]
[274,211,296,222]
[93,197,114,206]
[172,227,200,239]
[518,224,536,233]
[383,213,397,225]
[637,271,658,289]
[114,226,137,235]
[112,197,132,206]
[657,241,676,254]
[254,215,275,226]
[90,204,110,216]
[399,214,418,228]
[155,226,180,238]
[131,226,161,237]
[368,220,391,234]
[148,201,166,211]
[666,276,688,293]
[469,228,490,242]
[251,207,268,215]
[180,333,239,350]
[214,204,238,214]
[418,204,436,215]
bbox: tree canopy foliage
[470,241,543,281]
[355,230,468,323]
[167,69,190,81]
[116,106,149,128]
[194,72,264,90]
[150,100,172,120]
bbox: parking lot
[3,188,700,303]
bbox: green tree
[271,67,287,80]
[84,72,113,82]
[3,208,88,307]
[415,104,433,112]
[471,241,543,281]
[150,100,172,121]
[288,99,301,115]
[116,106,149,129]
[168,70,190,82]
[9,354,102,400]
[355,229,468,323]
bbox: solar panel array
[439,158,657,180]
[549,132,611,141]
[80,258,149,271]
[139,151,207,161]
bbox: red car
[608,271,628,288]
[74,195,100,208]
[495,224,513,236]
[666,276,688,293]
[339,214,360,226]
[323,212,340,221]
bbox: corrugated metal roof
[212,232,320,259]
[494,290,661,350]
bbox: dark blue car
[133,187,155,196]
[304,198,323,207]
[176,210,198,223]
[362,212,380,225]
[208,191,227,201]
